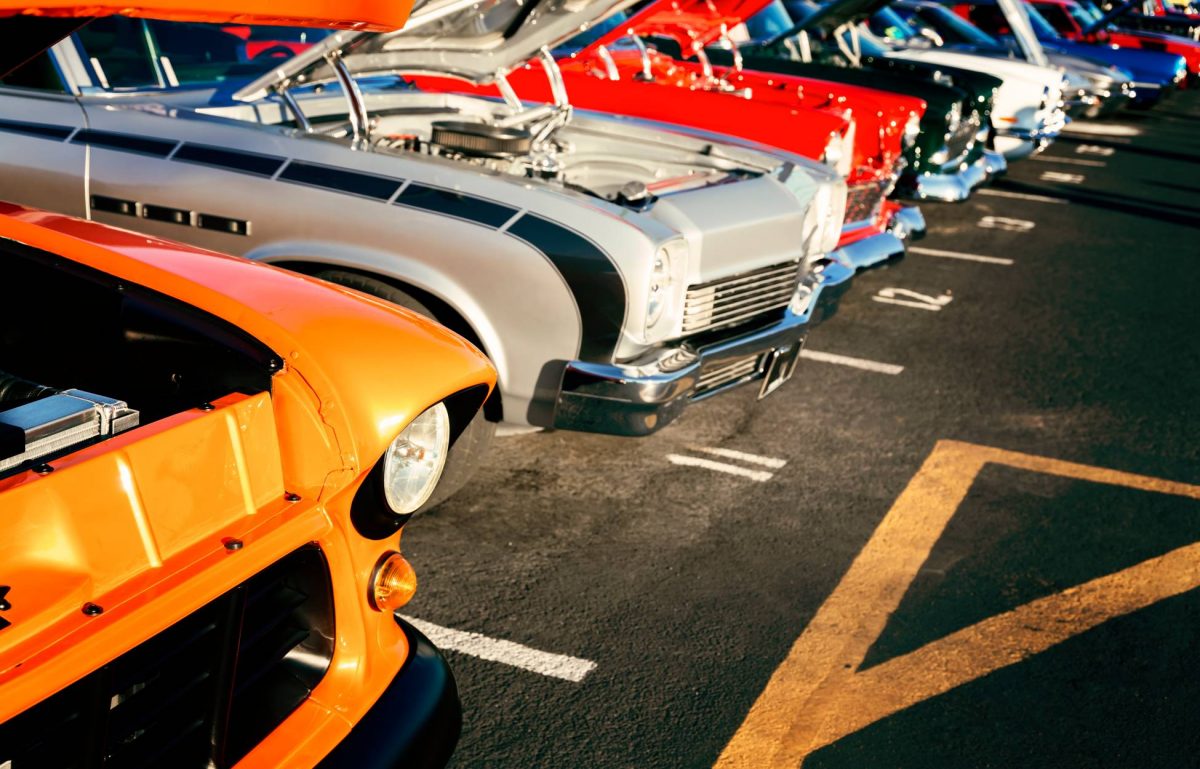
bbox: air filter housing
[431,120,533,158]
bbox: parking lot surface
[404,91,1200,769]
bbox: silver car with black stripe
[0,0,849,450]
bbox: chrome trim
[889,206,926,243]
[831,231,905,272]
[553,261,852,436]
[682,261,802,335]
[983,149,1007,177]
[901,153,990,203]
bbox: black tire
[314,269,495,513]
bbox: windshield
[870,7,920,41]
[74,17,330,90]
[908,4,1002,47]
[1025,4,1063,38]
[745,1,801,41]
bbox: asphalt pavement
[403,90,1200,769]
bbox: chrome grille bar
[683,261,801,335]
[695,354,762,393]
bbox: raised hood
[790,0,894,34]
[582,0,772,56]
[235,0,637,100]
[0,0,415,76]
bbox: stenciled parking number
[872,288,954,312]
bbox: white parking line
[1039,171,1085,184]
[799,349,905,375]
[1062,123,1140,137]
[696,446,788,468]
[401,616,598,683]
[908,247,1014,266]
[978,216,1036,232]
[1076,144,1116,156]
[977,189,1067,204]
[1032,155,1107,167]
[666,454,775,482]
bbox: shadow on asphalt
[993,178,1200,230]
[1055,134,1200,167]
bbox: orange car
[0,3,496,768]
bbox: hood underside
[0,0,415,75]
[235,0,638,100]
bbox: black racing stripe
[0,118,73,140]
[395,184,518,229]
[278,160,402,200]
[505,214,625,362]
[72,129,176,157]
[172,143,285,177]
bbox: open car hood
[0,0,415,76]
[792,0,894,33]
[581,0,772,56]
[234,0,636,100]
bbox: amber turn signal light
[370,552,418,612]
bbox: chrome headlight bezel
[902,112,922,149]
[642,238,690,343]
[821,124,855,178]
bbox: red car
[1031,0,1200,77]
[412,0,927,272]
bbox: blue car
[949,0,1188,105]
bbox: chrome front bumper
[996,114,1067,160]
[831,231,905,271]
[901,152,991,203]
[889,206,926,242]
[552,259,854,436]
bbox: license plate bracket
[758,340,803,399]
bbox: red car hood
[582,0,771,57]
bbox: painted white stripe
[696,446,788,468]
[1039,171,1085,184]
[1076,144,1116,156]
[977,189,1068,204]
[666,454,774,482]
[908,247,1014,266]
[401,616,598,683]
[978,215,1036,232]
[800,349,905,375]
[871,296,944,311]
[1032,155,1106,167]
[1062,122,1140,137]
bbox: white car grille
[682,261,802,336]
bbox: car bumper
[889,205,926,242]
[832,230,905,271]
[316,617,461,769]
[552,259,854,436]
[899,152,991,203]
[996,119,1065,160]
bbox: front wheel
[315,269,495,513]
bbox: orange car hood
[0,203,493,685]
[0,0,413,29]
[0,0,415,76]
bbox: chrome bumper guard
[553,259,854,436]
[902,151,991,203]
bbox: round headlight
[383,402,450,515]
[903,112,921,149]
